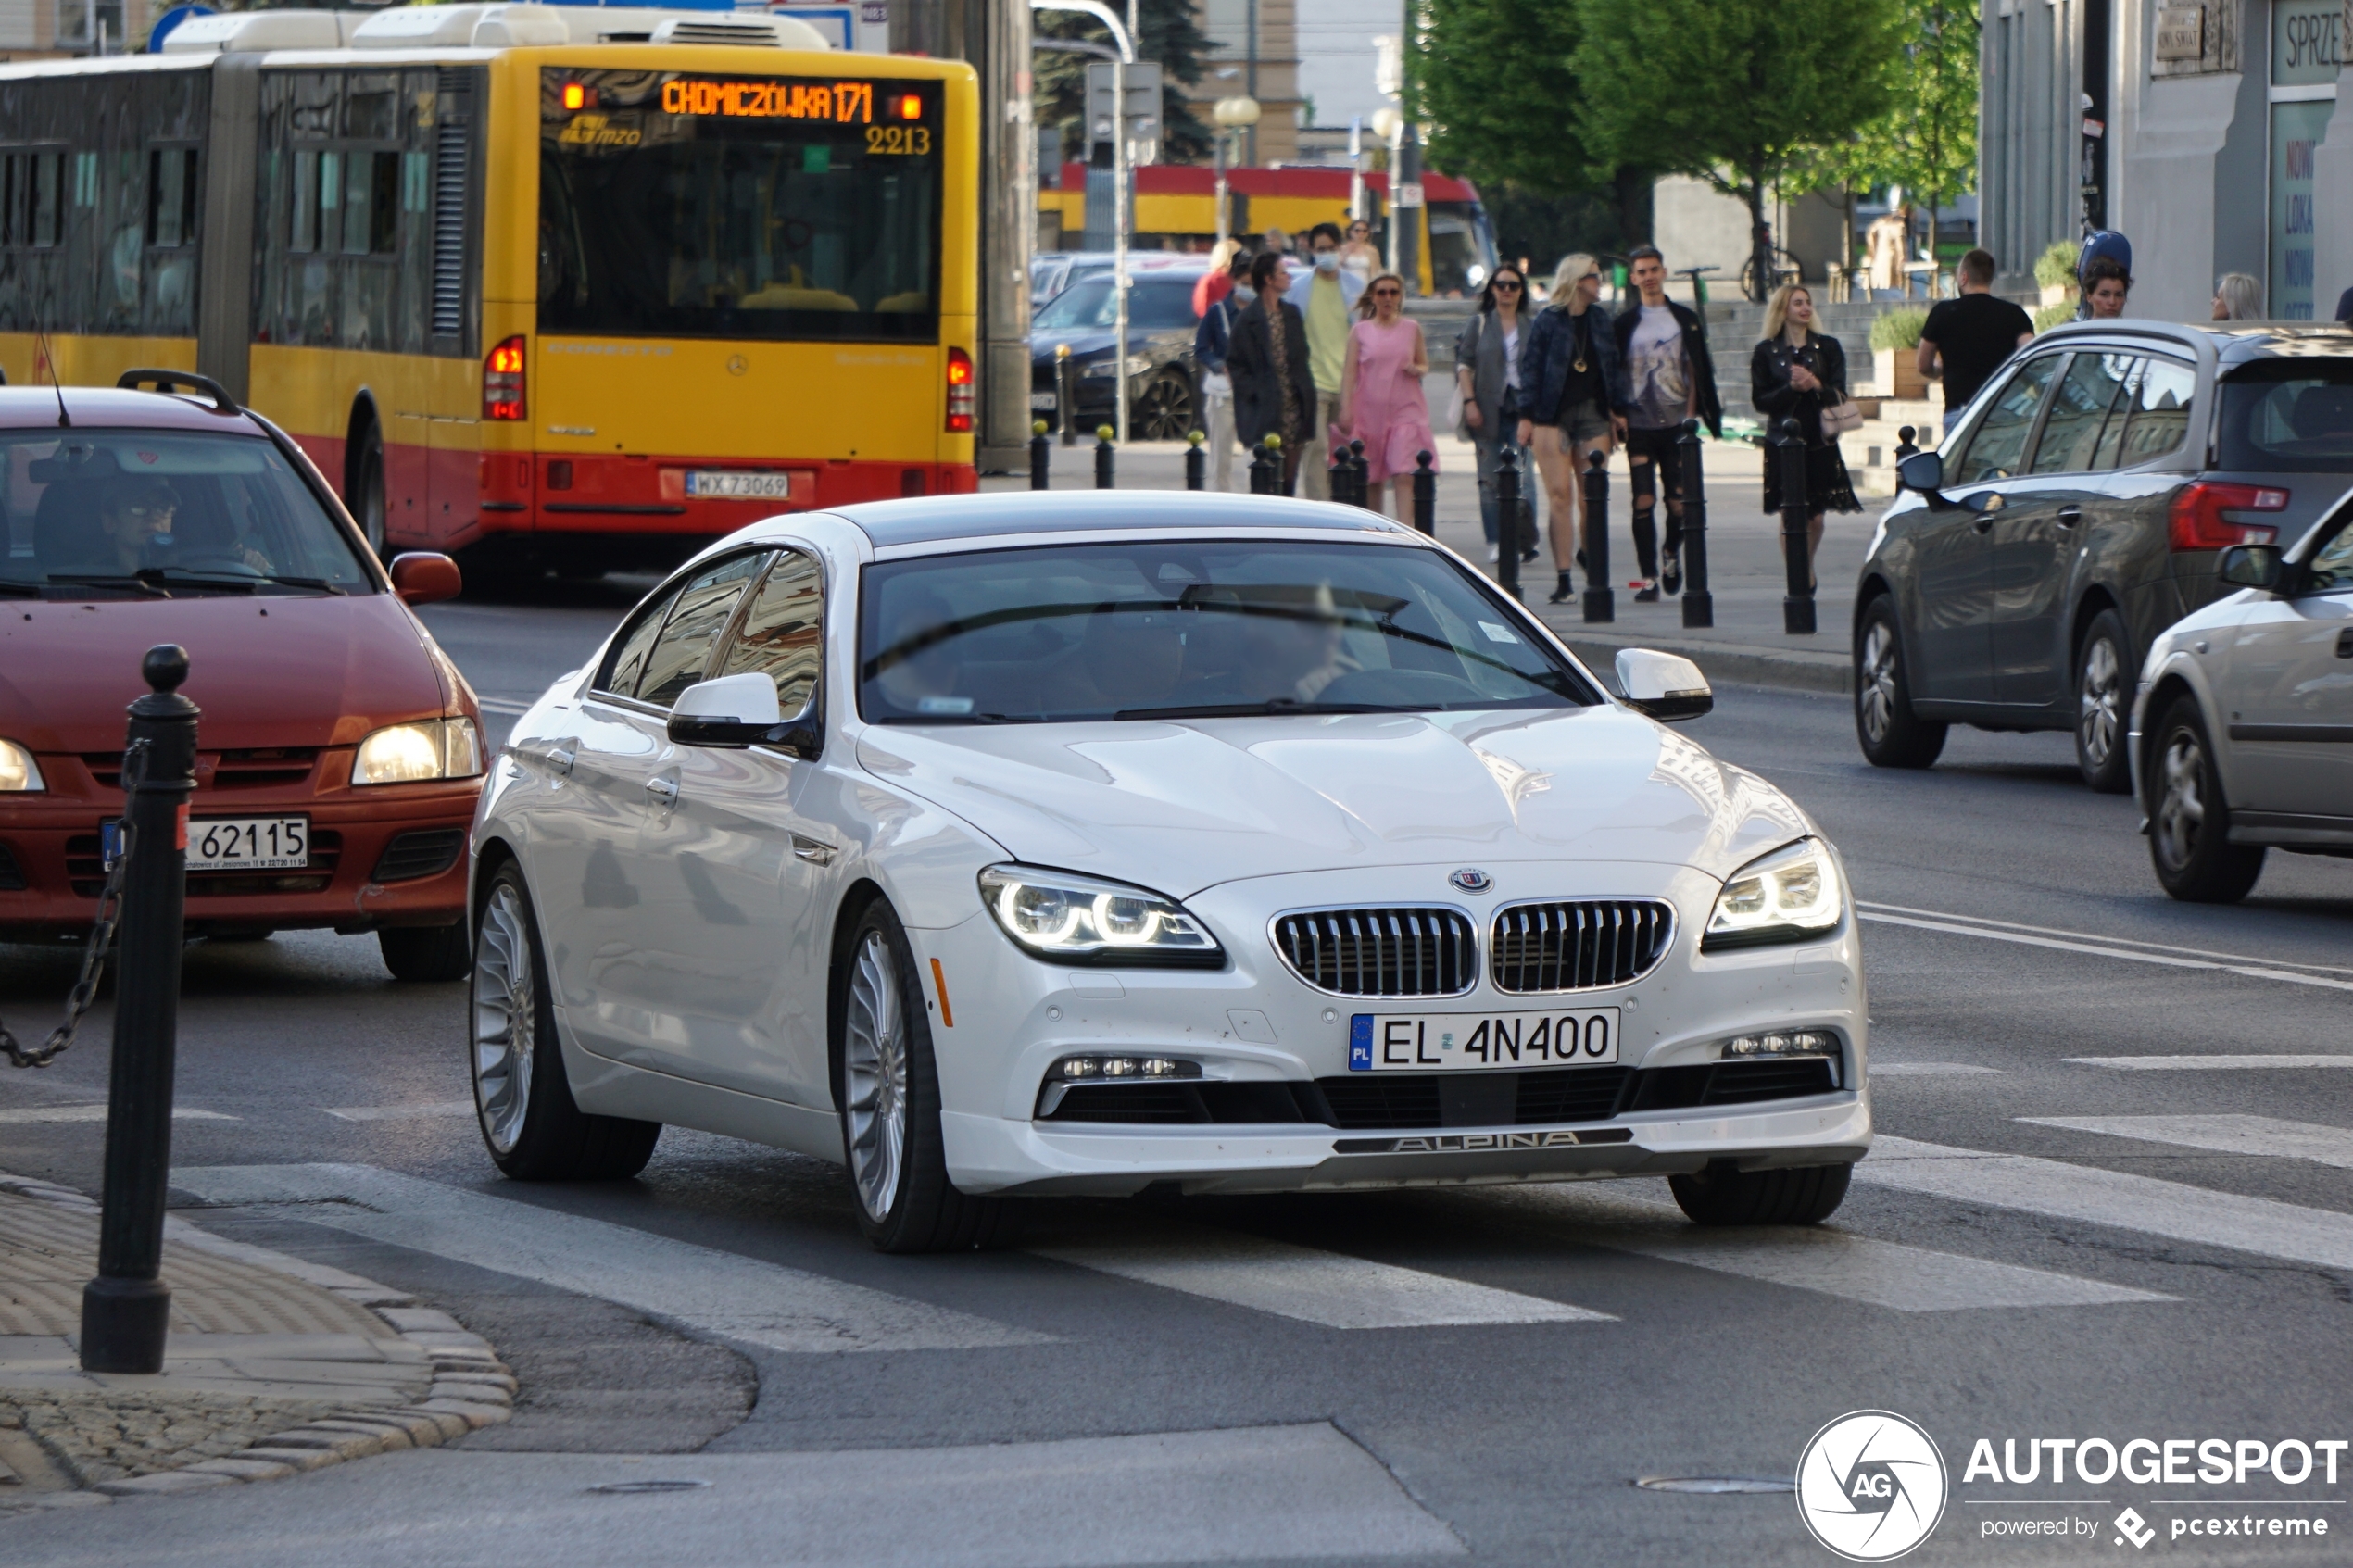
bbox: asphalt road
[4,580,2351,1568]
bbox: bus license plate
[685,470,794,500]
[1349,1009,1618,1072]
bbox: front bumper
[911,860,1870,1196]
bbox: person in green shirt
[1285,222,1367,498]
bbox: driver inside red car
[94,477,180,571]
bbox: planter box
[1873,346,1928,401]
[2040,283,2076,308]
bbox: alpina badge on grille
[1348,1007,1618,1072]
[1448,868,1491,893]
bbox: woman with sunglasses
[1516,253,1631,604]
[1337,272,1436,521]
[1455,263,1537,563]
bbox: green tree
[1851,0,1980,257]
[1571,0,1906,297]
[1035,0,1218,166]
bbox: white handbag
[1820,398,1865,436]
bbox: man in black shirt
[1917,249,2034,434]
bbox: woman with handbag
[1338,271,1436,521]
[1751,282,1860,585]
[1192,248,1254,490]
[1454,263,1537,564]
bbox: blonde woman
[1515,253,1629,604]
[1337,271,1435,520]
[1750,282,1859,584]
[2212,272,2262,321]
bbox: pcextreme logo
[1797,1411,1950,1561]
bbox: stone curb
[0,1174,515,1512]
[1556,630,1856,696]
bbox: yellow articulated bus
[0,6,977,578]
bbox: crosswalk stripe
[1497,1185,2168,1311]
[1855,901,2353,979]
[2020,1114,2353,1172]
[0,1105,234,1124]
[2062,1055,2353,1071]
[1860,912,2353,992]
[321,1101,475,1122]
[1869,1062,2001,1076]
[1856,1135,2353,1271]
[170,1163,1051,1354]
[1029,1219,1611,1329]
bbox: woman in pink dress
[1337,271,1436,519]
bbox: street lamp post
[1370,107,1403,279]
[1213,94,1260,247]
[1030,0,1135,444]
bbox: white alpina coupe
[468,493,1869,1251]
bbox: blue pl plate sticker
[100,820,124,872]
[1348,1014,1374,1071]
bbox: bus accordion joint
[946,347,975,433]
[484,337,526,422]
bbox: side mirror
[668,671,822,759]
[1616,648,1713,722]
[388,551,462,608]
[2218,543,2284,591]
[1895,449,1944,495]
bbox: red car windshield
[0,430,372,595]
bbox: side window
[635,552,773,708]
[2031,353,2135,475]
[719,549,824,715]
[1950,355,2064,484]
[2305,516,2353,593]
[598,583,685,700]
[2116,356,2197,467]
[2089,358,2145,470]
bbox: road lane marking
[170,1163,1051,1354]
[0,1106,235,1124]
[1857,901,2353,989]
[2063,1055,2353,1071]
[1856,1135,2353,1271]
[1029,1218,1610,1329]
[2021,1114,2353,1172]
[474,696,534,716]
[1501,1185,2167,1311]
[1869,1062,2002,1076]
[321,1101,476,1122]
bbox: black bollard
[1030,419,1051,491]
[81,646,199,1374]
[1677,418,1714,630]
[1496,445,1523,599]
[1248,433,1275,495]
[1778,418,1817,634]
[1412,450,1436,535]
[1581,448,1614,624]
[1327,443,1351,508]
[1185,430,1206,491]
[1348,441,1370,509]
[1893,424,1919,463]
[1055,347,1076,446]
[1094,425,1116,490]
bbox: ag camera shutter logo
[1796,1410,1949,1561]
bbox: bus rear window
[537,69,940,344]
[2218,360,2353,473]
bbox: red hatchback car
[0,377,482,980]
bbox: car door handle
[2056,506,2082,527]
[645,777,679,808]
[791,833,838,866]
[2338,628,2353,659]
[1972,515,1994,533]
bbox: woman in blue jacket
[1516,253,1632,604]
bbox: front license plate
[186,816,309,872]
[685,470,794,500]
[1029,392,1058,410]
[1349,1008,1619,1072]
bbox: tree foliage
[1855,0,1980,215]
[1035,0,1219,166]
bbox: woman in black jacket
[1751,282,1859,584]
[1227,250,1317,495]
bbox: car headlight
[0,738,44,792]
[1082,355,1152,379]
[1702,837,1845,951]
[978,864,1223,967]
[351,718,484,785]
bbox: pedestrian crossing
[0,1104,235,1124]
[2063,1054,2353,1071]
[2020,1113,2353,1171]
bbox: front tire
[837,900,1019,1253]
[1134,370,1195,443]
[1670,1161,1852,1226]
[380,922,470,983]
[354,423,389,560]
[2148,696,2266,903]
[1854,597,1946,769]
[2073,608,2133,793]
[470,863,661,1180]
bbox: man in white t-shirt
[1612,245,1723,601]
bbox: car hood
[0,594,451,753]
[854,707,1812,897]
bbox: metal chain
[2,740,150,1069]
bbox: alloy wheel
[1857,621,1898,746]
[1135,373,1195,442]
[844,929,909,1223]
[2154,731,2207,871]
[2078,636,2121,769]
[471,884,535,1155]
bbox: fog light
[1720,1030,1837,1059]
[1062,1058,1100,1079]
[1051,1054,1202,1082]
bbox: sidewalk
[984,427,1868,697]
[0,1173,514,1512]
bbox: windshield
[538,69,941,344]
[0,430,372,596]
[858,540,1597,723]
[1032,275,1201,333]
[2218,360,2353,472]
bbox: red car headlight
[352,719,484,785]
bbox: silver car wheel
[471,883,536,1156]
[2078,635,2121,768]
[844,929,909,1223]
[1857,621,1898,745]
[2155,732,2207,870]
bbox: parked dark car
[1853,320,2353,791]
[1029,261,1206,441]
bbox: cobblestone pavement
[0,1173,516,1512]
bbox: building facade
[1982,0,2348,320]
[1187,0,1302,165]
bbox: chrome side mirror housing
[1616,648,1713,722]
[668,672,822,759]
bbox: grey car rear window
[2218,359,2353,473]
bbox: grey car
[1854,320,2353,790]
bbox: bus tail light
[945,347,974,433]
[2168,482,2285,552]
[484,336,526,421]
